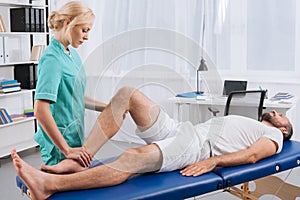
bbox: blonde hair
[48,1,95,32]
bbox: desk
[169,96,298,124]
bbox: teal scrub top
[34,37,86,164]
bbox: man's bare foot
[41,159,87,174]
[11,149,54,200]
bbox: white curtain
[91,0,212,142]
[215,0,299,81]
[50,0,300,143]
[50,0,223,143]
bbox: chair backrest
[224,90,267,121]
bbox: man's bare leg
[12,143,162,199]
[85,86,160,155]
[42,87,160,173]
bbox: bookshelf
[0,0,49,158]
[0,60,38,67]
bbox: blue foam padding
[50,171,222,200]
[16,170,223,200]
[213,140,300,187]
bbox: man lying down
[12,87,293,200]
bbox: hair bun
[48,11,65,31]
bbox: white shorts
[136,110,210,172]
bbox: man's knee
[111,86,136,105]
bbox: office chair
[209,90,267,121]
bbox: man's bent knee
[108,87,136,119]
[117,87,136,100]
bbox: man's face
[261,110,290,128]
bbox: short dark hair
[283,123,293,141]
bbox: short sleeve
[35,53,62,103]
[263,127,283,154]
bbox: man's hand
[65,147,92,167]
[180,157,217,177]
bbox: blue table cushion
[16,158,223,200]
[15,140,300,200]
[48,171,223,200]
[213,140,300,187]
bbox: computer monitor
[222,80,247,96]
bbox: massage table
[16,140,300,200]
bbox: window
[214,0,299,81]
[247,0,295,71]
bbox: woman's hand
[65,147,92,167]
[180,157,217,177]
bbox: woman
[34,1,106,167]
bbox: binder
[30,8,35,32]
[14,64,37,89]
[35,8,40,32]
[10,8,31,32]
[0,36,4,64]
[3,36,9,63]
[40,9,45,32]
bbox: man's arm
[180,137,278,176]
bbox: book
[30,45,45,61]
[0,86,21,93]
[1,110,10,123]
[24,109,34,117]
[270,92,294,100]
[0,108,12,123]
[0,109,6,124]
[2,108,12,122]
[0,16,3,32]
[176,92,203,98]
[10,114,25,122]
[24,109,34,114]
[0,15,7,32]
[0,82,21,89]
[0,79,18,85]
[0,109,7,124]
[0,114,4,124]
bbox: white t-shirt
[195,115,283,157]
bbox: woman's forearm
[34,100,70,155]
[84,96,107,112]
